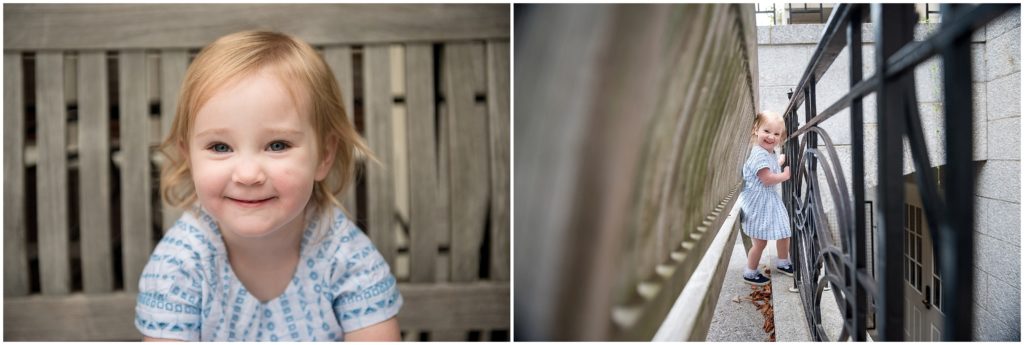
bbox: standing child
[136,31,401,341]
[739,111,794,286]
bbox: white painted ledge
[652,201,741,341]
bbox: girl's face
[189,69,331,239]
[754,117,785,151]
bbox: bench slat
[2,282,509,341]
[323,46,359,218]
[119,50,153,293]
[445,42,489,282]
[405,43,440,283]
[78,51,114,293]
[4,52,30,297]
[364,44,396,266]
[486,41,510,281]
[36,51,71,295]
[158,50,188,232]
[4,4,509,51]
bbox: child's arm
[778,153,786,166]
[757,166,791,186]
[344,317,400,341]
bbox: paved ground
[706,239,774,341]
[767,243,812,342]
[707,238,847,342]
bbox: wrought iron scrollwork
[787,126,861,341]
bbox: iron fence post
[938,3,975,340]
[847,5,867,341]
[873,4,914,340]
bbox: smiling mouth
[227,197,275,207]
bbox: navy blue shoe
[743,272,770,286]
[776,264,794,277]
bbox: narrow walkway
[706,238,773,341]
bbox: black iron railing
[779,4,1016,341]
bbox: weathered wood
[3,293,143,341]
[78,51,114,293]
[324,46,359,217]
[486,40,510,281]
[437,102,451,251]
[364,45,396,267]
[159,49,188,232]
[402,329,419,342]
[445,42,490,282]
[396,282,510,330]
[4,52,29,297]
[3,4,509,51]
[404,43,440,283]
[3,283,509,340]
[432,330,467,341]
[36,51,71,295]
[119,50,153,293]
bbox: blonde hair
[159,30,371,217]
[751,111,787,142]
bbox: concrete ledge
[652,202,741,341]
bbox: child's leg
[776,237,790,261]
[746,239,768,271]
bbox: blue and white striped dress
[739,145,792,240]
[135,206,402,341]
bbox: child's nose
[231,159,267,185]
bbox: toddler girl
[135,31,401,341]
[739,111,794,286]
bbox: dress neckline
[197,206,320,306]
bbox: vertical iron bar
[939,3,974,340]
[873,4,913,340]
[784,90,799,293]
[847,5,867,341]
[806,77,818,170]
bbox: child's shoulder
[156,208,225,259]
[303,207,391,280]
[308,207,374,258]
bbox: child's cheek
[190,159,229,200]
[268,157,317,197]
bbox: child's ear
[315,136,338,181]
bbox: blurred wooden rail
[4,4,509,341]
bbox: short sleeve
[752,148,772,173]
[135,227,204,341]
[331,224,403,333]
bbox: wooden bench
[3,4,509,341]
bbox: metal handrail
[778,3,1016,341]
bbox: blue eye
[210,143,231,153]
[268,141,291,152]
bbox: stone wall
[756,6,1020,340]
[972,7,1020,341]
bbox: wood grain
[445,42,490,282]
[78,51,114,293]
[4,4,509,50]
[404,43,440,283]
[324,46,359,217]
[158,49,188,232]
[2,283,509,340]
[4,52,29,297]
[119,50,153,293]
[486,41,510,281]
[35,51,71,295]
[364,45,396,267]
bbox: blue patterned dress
[739,145,792,240]
[135,206,402,341]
